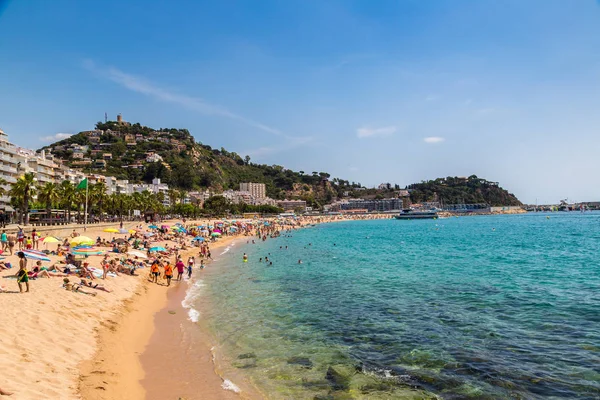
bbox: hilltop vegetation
[40,121,522,208]
[407,176,522,206]
[40,121,361,207]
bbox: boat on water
[394,209,438,220]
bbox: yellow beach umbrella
[103,228,120,233]
[128,229,137,234]
[71,236,94,246]
[42,236,60,243]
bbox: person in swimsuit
[80,279,112,292]
[16,251,29,293]
[0,229,7,252]
[187,256,194,279]
[16,227,24,250]
[31,229,38,250]
[163,262,173,286]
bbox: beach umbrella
[104,228,120,233]
[211,232,221,237]
[72,247,104,256]
[127,250,147,259]
[118,229,129,234]
[22,250,51,262]
[192,236,205,242]
[161,225,170,229]
[229,226,238,231]
[114,238,127,244]
[128,229,137,234]
[264,222,270,226]
[148,225,158,229]
[71,236,94,246]
[144,232,155,237]
[149,246,166,252]
[42,236,60,243]
[213,228,222,233]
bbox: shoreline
[76,215,390,400]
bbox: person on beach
[150,261,160,283]
[175,257,185,281]
[1,230,7,252]
[187,256,194,279]
[80,279,112,292]
[31,229,38,250]
[164,262,173,286]
[25,236,32,250]
[200,259,205,270]
[16,251,29,293]
[16,227,24,250]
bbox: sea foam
[221,379,241,393]
[181,279,205,322]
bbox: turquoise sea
[197,213,600,399]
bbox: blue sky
[1,0,600,204]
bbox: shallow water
[199,213,600,399]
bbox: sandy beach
[0,215,389,400]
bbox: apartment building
[239,182,266,199]
[0,129,20,210]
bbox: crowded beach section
[0,213,390,399]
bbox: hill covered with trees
[40,120,362,208]
[406,176,522,206]
[40,120,522,208]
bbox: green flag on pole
[77,178,88,190]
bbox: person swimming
[243,253,248,262]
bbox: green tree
[38,182,59,224]
[203,195,230,215]
[59,180,76,222]
[10,173,37,225]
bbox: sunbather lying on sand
[29,266,68,279]
[79,279,112,292]
[62,278,96,296]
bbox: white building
[145,153,163,163]
[105,177,130,195]
[222,190,253,204]
[0,129,20,210]
[128,178,170,207]
[239,182,266,199]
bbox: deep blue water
[202,213,600,399]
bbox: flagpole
[84,177,88,232]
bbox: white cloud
[83,59,282,136]
[356,126,396,139]
[41,133,73,142]
[423,136,445,144]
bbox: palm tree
[167,188,179,210]
[75,188,86,223]
[59,181,75,223]
[10,173,36,225]
[38,182,59,225]
[0,177,8,197]
[90,182,107,221]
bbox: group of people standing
[149,255,204,287]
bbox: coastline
[138,235,264,400]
